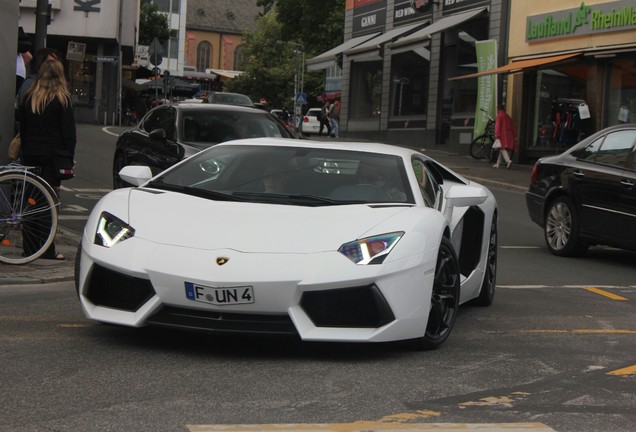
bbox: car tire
[474,215,497,306]
[544,196,588,256]
[412,237,460,350]
[113,152,127,189]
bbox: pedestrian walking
[318,100,332,137]
[329,99,340,138]
[16,58,77,260]
[493,104,516,169]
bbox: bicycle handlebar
[479,108,494,122]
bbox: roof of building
[187,0,263,34]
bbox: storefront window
[532,64,590,150]
[389,51,428,128]
[608,60,636,126]
[68,59,95,107]
[349,61,383,119]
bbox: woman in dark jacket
[17,58,76,260]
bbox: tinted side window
[412,159,440,208]
[576,130,636,168]
[143,108,164,133]
[594,130,636,168]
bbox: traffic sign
[296,93,307,104]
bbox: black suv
[113,103,294,188]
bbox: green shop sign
[526,1,636,42]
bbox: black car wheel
[545,196,588,256]
[474,215,497,306]
[112,152,127,189]
[412,237,460,350]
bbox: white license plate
[185,282,254,306]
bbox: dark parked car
[526,124,636,256]
[113,103,294,188]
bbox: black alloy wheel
[474,214,497,306]
[413,237,460,350]
[544,196,588,256]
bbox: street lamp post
[277,40,304,133]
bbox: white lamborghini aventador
[76,138,498,350]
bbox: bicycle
[0,163,60,264]
[470,108,497,161]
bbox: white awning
[388,7,488,52]
[306,33,380,71]
[205,69,244,79]
[345,21,429,60]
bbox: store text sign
[526,1,636,42]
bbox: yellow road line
[607,364,636,376]
[520,329,636,334]
[187,423,556,432]
[585,287,628,301]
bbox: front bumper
[77,236,436,343]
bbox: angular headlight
[94,212,135,247]
[338,232,404,265]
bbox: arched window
[233,45,245,71]
[196,41,212,72]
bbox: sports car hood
[126,188,411,253]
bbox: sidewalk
[0,147,532,286]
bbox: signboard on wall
[526,0,636,42]
[66,41,86,61]
[353,0,387,36]
[442,0,488,13]
[394,0,432,26]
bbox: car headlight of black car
[338,232,404,265]
[94,212,135,247]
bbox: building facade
[18,0,139,124]
[308,0,511,155]
[503,0,636,162]
[183,0,261,92]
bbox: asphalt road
[1,125,635,431]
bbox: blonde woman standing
[17,58,76,260]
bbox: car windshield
[150,144,415,206]
[180,110,290,144]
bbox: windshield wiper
[231,191,349,206]
[146,181,245,202]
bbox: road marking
[520,330,636,334]
[60,186,111,193]
[102,126,121,137]
[63,204,89,213]
[607,364,636,376]
[500,246,540,249]
[187,423,556,431]
[498,285,636,289]
[585,287,628,301]
[59,215,89,220]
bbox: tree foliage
[138,1,172,45]
[229,0,345,109]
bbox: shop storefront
[308,0,510,154]
[503,0,636,161]
[19,1,137,125]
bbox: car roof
[214,137,419,159]
[171,102,266,113]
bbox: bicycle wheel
[0,171,59,264]
[470,134,494,160]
